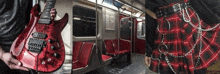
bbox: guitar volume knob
[54,53,60,58]
[48,39,52,43]
[47,58,51,62]
[51,45,55,50]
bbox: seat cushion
[72,62,86,70]
[117,50,130,53]
[101,55,112,61]
[107,50,130,55]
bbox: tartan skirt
[149,5,220,74]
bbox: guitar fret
[38,0,56,24]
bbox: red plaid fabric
[149,3,220,74]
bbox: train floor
[86,53,220,74]
[86,53,157,74]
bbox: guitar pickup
[28,38,47,53]
[32,32,47,39]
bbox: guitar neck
[38,0,56,24]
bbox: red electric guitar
[10,0,68,72]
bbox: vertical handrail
[130,0,133,59]
[117,4,120,57]
[113,0,121,57]
[95,0,98,54]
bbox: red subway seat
[72,42,94,70]
[72,41,83,63]
[104,40,116,54]
[118,39,131,53]
[104,39,131,56]
[101,55,112,61]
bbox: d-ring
[158,44,169,53]
[157,19,171,33]
[182,8,191,23]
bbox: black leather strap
[156,2,191,18]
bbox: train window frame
[120,17,132,40]
[72,5,101,39]
[137,22,145,39]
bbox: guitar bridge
[28,38,47,53]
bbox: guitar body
[10,4,68,72]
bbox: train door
[135,19,146,54]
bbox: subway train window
[73,6,96,37]
[137,22,145,39]
[120,17,132,40]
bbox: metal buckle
[172,3,181,12]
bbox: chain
[151,55,161,74]
[185,7,220,32]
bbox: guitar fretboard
[38,0,56,24]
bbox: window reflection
[120,17,131,40]
[137,22,145,39]
[73,6,97,37]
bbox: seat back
[104,40,115,53]
[112,39,119,51]
[72,41,83,62]
[119,39,131,51]
[77,42,94,67]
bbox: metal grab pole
[130,0,133,62]
[117,6,120,58]
[96,0,98,54]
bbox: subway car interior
[71,0,147,74]
[33,0,220,74]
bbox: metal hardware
[173,3,181,12]
[28,38,47,53]
[32,32,48,39]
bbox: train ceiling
[116,0,145,12]
[76,0,145,18]
[117,0,145,17]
